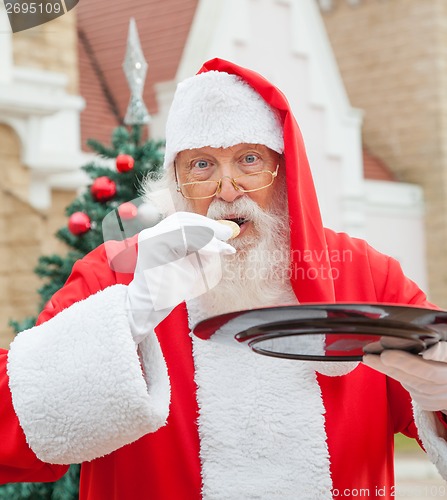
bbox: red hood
[198,58,335,303]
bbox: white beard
[143,169,298,326]
[186,185,298,327]
[187,249,298,328]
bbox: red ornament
[116,154,135,172]
[91,176,117,202]
[118,202,138,220]
[68,212,91,235]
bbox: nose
[215,176,245,202]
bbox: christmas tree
[10,124,163,333]
[2,123,164,499]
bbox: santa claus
[2,59,447,500]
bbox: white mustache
[206,197,273,226]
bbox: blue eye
[244,154,258,164]
[193,160,209,169]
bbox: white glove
[363,342,447,412]
[126,211,236,344]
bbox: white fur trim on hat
[163,71,284,169]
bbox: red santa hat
[192,59,336,304]
[163,70,284,169]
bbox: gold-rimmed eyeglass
[175,164,280,200]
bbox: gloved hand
[127,211,236,344]
[363,342,447,412]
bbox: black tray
[192,303,447,361]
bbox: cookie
[217,220,241,239]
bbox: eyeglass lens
[182,170,275,199]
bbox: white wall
[0,66,89,209]
[364,180,427,292]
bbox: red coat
[0,229,434,499]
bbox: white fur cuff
[413,402,447,479]
[7,285,170,464]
